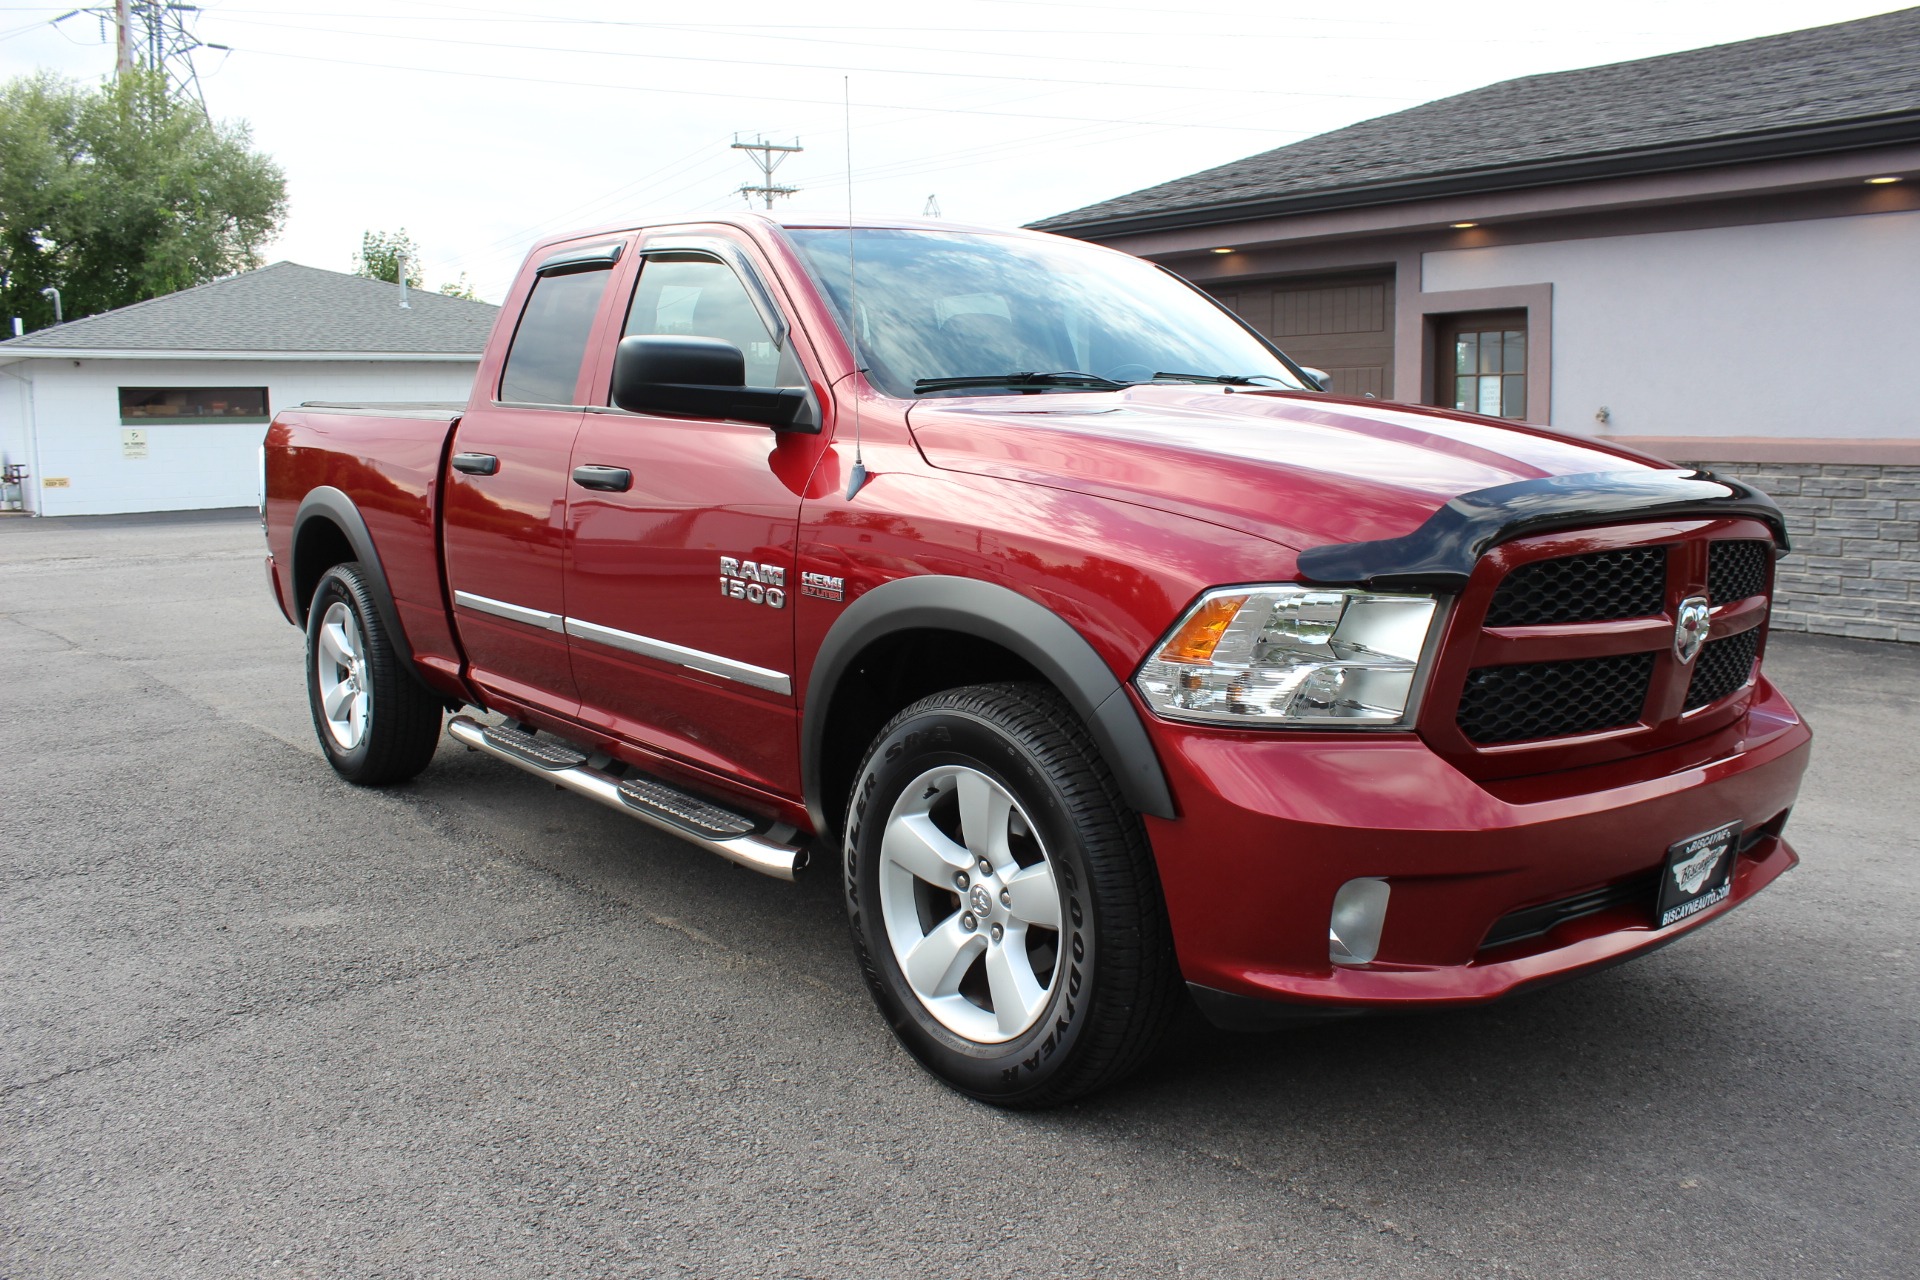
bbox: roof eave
[1034,110,1920,238]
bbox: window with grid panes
[1439,313,1527,419]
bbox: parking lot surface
[2,509,1916,1279]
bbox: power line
[201,12,1425,104]
[235,0,1721,42]
[451,137,738,261]
[223,43,1339,133]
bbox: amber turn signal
[1157,593,1249,663]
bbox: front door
[562,237,826,797]
[443,243,624,719]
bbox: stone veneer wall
[1682,460,1920,644]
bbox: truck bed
[264,402,467,698]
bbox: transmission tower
[923,195,942,218]
[731,136,802,210]
[67,1,228,112]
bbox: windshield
[785,227,1307,398]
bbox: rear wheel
[843,683,1180,1107]
[305,562,443,785]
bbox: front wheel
[304,562,443,785]
[843,683,1181,1107]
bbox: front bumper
[1141,675,1810,1020]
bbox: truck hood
[905,387,1668,552]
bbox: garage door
[1211,273,1395,399]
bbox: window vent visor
[536,241,624,276]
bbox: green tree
[354,229,423,287]
[0,70,287,331]
[437,272,480,301]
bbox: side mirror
[1301,366,1332,391]
[610,335,817,432]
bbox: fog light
[1329,877,1390,965]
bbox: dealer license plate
[1656,821,1740,928]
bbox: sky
[2,0,1911,302]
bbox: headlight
[1134,585,1441,727]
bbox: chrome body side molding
[453,590,564,633]
[449,590,790,694]
[564,617,793,695]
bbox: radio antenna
[843,76,869,502]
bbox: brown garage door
[1211,272,1395,399]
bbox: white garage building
[0,262,497,517]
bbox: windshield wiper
[1150,371,1292,386]
[914,371,1129,394]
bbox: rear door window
[499,268,613,405]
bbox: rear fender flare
[801,575,1176,835]
[292,486,419,674]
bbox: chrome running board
[446,714,810,881]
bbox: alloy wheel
[877,765,1065,1043]
[315,600,370,751]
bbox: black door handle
[451,452,499,476]
[572,464,633,492]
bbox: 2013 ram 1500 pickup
[263,214,1810,1106]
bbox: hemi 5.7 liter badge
[719,557,786,608]
[800,571,845,602]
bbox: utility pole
[731,136,802,210]
[115,0,132,76]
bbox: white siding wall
[7,358,479,516]
[0,369,31,510]
[1421,208,1920,439]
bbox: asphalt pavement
[2,509,1915,1280]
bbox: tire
[843,683,1181,1108]
[304,562,443,786]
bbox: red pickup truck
[263,215,1810,1106]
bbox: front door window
[622,254,803,389]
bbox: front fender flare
[801,575,1177,835]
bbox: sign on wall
[121,428,149,459]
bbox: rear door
[562,233,828,796]
[443,239,627,720]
